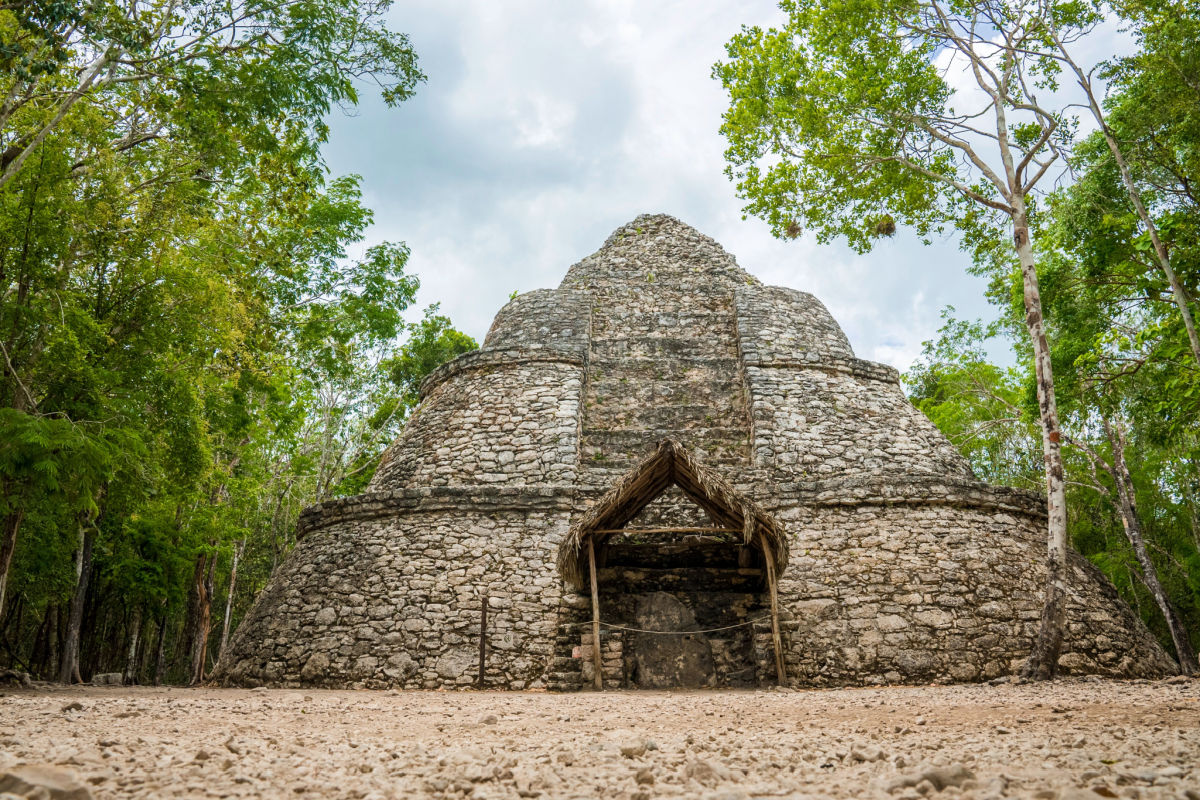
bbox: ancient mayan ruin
[213,213,1176,690]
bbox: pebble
[620,741,647,758]
[886,763,975,793]
[684,759,730,786]
[4,681,1197,799]
[0,764,93,800]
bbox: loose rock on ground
[1,678,1197,799]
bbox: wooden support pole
[760,530,787,686]
[587,537,603,690]
[477,595,488,689]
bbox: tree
[1036,147,1200,672]
[905,311,1043,489]
[1022,0,1200,365]
[904,121,1200,671]
[387,305,480,415]
[716,0,1096,678]
[0,0,453,685]
[0,0,423,189]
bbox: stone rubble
[1,680,1198,799]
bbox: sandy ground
[2,677,1199,800]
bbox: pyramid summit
[214,214,1173,689]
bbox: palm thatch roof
[556,439,787,589]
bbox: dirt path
[4,678,1199,799]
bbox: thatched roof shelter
[556,439,788,590]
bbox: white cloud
[321,1,1121,373]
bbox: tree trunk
[187,550,215,685]
[202,552,216,674]
[218,539,244,659]
[58,521,95,684]
[1011,202,1070,681]
[1075,72,1200,365]
[30,604,51,677]
[47,604,60,678]
[1102,417,1198,675]
[124,605,143,685]
[153,611,168,686]
[0,508,25,621]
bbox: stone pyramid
[214,214,1175,689]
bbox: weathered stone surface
[0,765,93,800]
[628,593,715,689]
[212,213,1177,690]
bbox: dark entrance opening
[556,440,788,690]
[598,510,770,687]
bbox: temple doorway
[556,440,788,690]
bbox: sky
[322,0,1047,371]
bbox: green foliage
[714,0,951,251]
[386,305,480,417]
[905,312,1042,488]
[0,0,474,683]
[721,0,1200,659]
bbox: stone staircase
[580,304,752,475]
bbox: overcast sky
[323,0,1032,371]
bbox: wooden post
[477,595,488,689]
[587,537,603,690]
[760,530,787,686]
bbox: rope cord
[597,615,771,635]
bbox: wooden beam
[760,529,787,686]
[477,595,488,689]
[591,527,740,535]
[587,537,603,691]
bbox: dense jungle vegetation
[0,0,475,684]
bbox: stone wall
[371,357,585,490]
[743,365,976,479]
[482,289,592,356]
[734,282,974,481]
[216,491,572,689]
[734,285,856,364]
[563,216,756,475]
[773,500,1177,685]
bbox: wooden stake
[477,595,488,689]
[760,530,787,686]
[587,537,603,690]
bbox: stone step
[587,335,740,359]
[544,673,583,692]
[589,308,736,333]
[580,429,750,467]
[604,541,751,569]
[584,402,749,432]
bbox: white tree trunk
[1011,200,1070,680]
[124,605,143,685]
[218,539,244,659]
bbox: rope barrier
[597,615,771,635]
